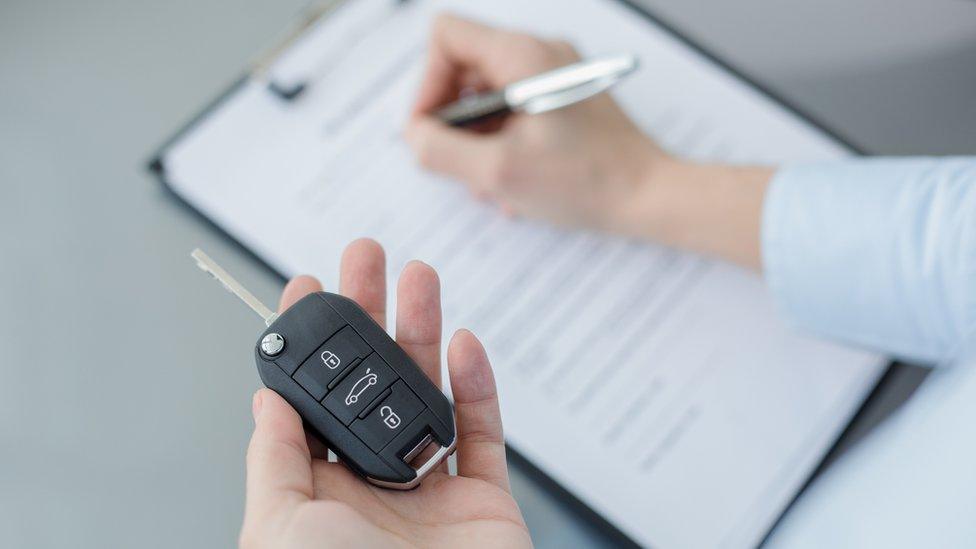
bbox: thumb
[405,116,504,191]
[244,389,313,524]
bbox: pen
[436,54,638,126]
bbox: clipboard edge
[148,74,249,176]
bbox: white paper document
[159,0,886,546]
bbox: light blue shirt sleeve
[762,157,976,365]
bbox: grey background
[0,0,973,547]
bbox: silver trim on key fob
[367,430,458,490]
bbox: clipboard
[148,1,883,546]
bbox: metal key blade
[191,248,279,326]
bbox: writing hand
[406,14,773,269]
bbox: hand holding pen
[407,14,772,269]
[436,53,637,126]
[406,14,665,229]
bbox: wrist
[619,154,774,270]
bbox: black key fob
[255,292,456,489]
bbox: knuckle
[511,34,547,58]
[549,39,581,61]
[515,35,574,70]
[459,422,505,446]
[520,34,547,51]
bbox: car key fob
[192,249,456,490]
[255,292,456,488]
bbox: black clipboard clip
[253,0,412,101]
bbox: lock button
[293,326,372,401]
[351,380,425,452]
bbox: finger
[395,261,447,471]
[339,238,387,329]
[412,45,460,116]
[279,275,323,313]
[459,70,490,93]
[413,13,507,113]
[395,260,442,389]
[244,389,314,524]
[447,329,511,492]
[405,116,504,190]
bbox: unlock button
[351,381,425,452]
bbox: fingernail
[252,391,263,422]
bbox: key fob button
[268,297,346,375]
[293,362,330,401]
[317,326,372,371]
[351,381,425,452]
[323,354,396,425]
[293,326,372,399]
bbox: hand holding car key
[195,239,530,548]
[192,246,456,488]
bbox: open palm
[239,239,531,549]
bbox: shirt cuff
[761,158,976,365]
